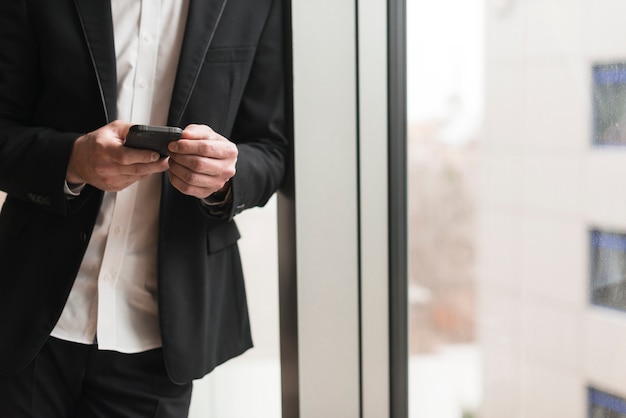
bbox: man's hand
[167,124,238,199]
[66,120,169,192]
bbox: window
[593,63,626,146]
[590,387,626,418]
[590,229,626,311]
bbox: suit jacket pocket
[181,46,257,135]
[206,220,241,253]
[204,46,256,64]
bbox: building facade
[480,0,626,416]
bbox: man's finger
[169,139,237,160]
[113,146,162,165]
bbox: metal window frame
[278,0,407,417]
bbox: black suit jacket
[0,0,288,384]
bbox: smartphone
[124,125,183,156]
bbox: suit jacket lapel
[73,0,228,126]
[73,0,118,122]
[168,0,229,126]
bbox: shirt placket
[131,0,161,124]
[96,0,162,347]
[96,184,139,345]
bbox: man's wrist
[66,134,86,185]
[204,181,232,204]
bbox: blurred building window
[589,387,626,418]
[590,229,626,311]
[593,63,626,146]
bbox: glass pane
[407,0,626,417]
[590,229,626,311]
[593,63,626,145]
[407,0,483,416]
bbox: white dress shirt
[51,0,190,353]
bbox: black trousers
[0,337,193,418]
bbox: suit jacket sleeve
[191,0,289,223]
[0,0,99,216]
[230,0,288,217]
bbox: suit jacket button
[79,231,88,243]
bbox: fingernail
[151,153,160,161]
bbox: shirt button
[104,273,113,282]
[138,79,147,89]
[113,226,123,235]
[143,33,153,42]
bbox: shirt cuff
[64,181,86,197]
[201,181,233,215]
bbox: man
[0,0,288,416]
